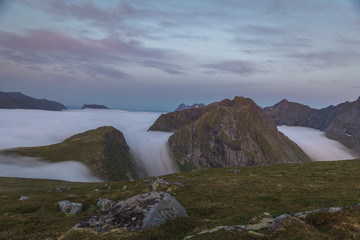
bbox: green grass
[1,160,360,239]
[2,126,138,181]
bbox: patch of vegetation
[3,126,138,181]
[0,159,360,239]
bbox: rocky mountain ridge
[264,97,360,153]
[174,103,205,111]
[0,91,67,111]
[151,96,310,171]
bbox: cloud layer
[0,109,177,181]
[278,126,358,161]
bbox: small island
[82,104,109,110]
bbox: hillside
[264,97,360,153]
[0,160,360,239]
[151,97,310,171]
[3,126,138,181]
[0,91,67,111]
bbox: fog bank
[0,154,101,182]
[0,109,177,181]
[278,126,358,161]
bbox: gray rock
[270,214,290,230]
[54,187,71,193]
[326,207,342,213]
[149,177,184,191]
[97,198,114,211]
[58,200,83,215]
[73,191,188,232]
[19,196,29,201]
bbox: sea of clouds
[0,109,177,182]
[278,126,358,161]
[0,109,357,182]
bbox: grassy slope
[3,126,138,181]
[0,159,360,239]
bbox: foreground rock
[82,104,109,110]
[4,126,138,181]
[58,200,83,215]
[167,97,310,171]
[73,191,188,232]
[264,97,360,154]
[184,204,359,239]
[0,91,66,111]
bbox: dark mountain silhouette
[0,91,66,111]
[82,104,109,109]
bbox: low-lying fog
[278,126,358,161]
[0,109,177,182]
[1,110,357,182]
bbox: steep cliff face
[163,97,310,171]
[265,97,360,153]
[0,91,67,111]
[4,126,138,181]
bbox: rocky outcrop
[58,200,83,215]
[82,104,109,110]
[174,103,205,112]
[184,204,358,239]
[166,97,310,171]
[0,91,66,111]
[264,97,360,153]
[149,98,245,131]
[5,126,138,181]
[73,191,188,232]
[97,198,114,211]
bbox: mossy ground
[1,160,360,239]
[2,126,138,181]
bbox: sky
[0,0,360,111]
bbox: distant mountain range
[174,103,205,111]
[264,97,360,153]
[0,91,66,111]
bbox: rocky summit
[151,96,310,171]
[174,103,205,112]
[0,91,66,111]
[73,191,188,232]
[4,126,138,181]
[264,97,360,154]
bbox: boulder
[18,196,30,201]
[73,191,188,232]
[58,200,83,215]
[97,198,114,211]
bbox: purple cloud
[0,29,174,80]
[202,60,263,76]
[234,24,283,35]
[140,60,186,75]
[289,50,360,69]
